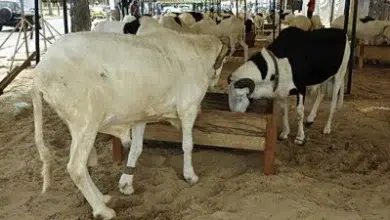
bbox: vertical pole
[235,0,238,16]
[278,0,282,34]
[244,0,247,20]
[63,0,69,34]
[264,100,278,175]
[34,0,40,63]
[330,0,335,25]
[255,0,258,13]
[343,0,351,35]
[347,0,358,94]
[272,0,276,41]
[112,137,124,166]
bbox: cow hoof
[294,138,306,146]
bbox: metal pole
[255,0,258,13]
[343,0,351,35]
[330,0,335,24]
[278,0,282,34]
[235,0,238,16]
[63,0,69,34]
[34,0,40,63]
[347,0,358,94]
[272,0,276,41]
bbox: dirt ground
[0,58,389,220]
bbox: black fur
[123,19,140,34]
[187,12,204,22]
[222,15,231,19]
[251,27,347,95]
[256,13,263,17]
[249,53,268,80]
[173,16,182,26]
[245,19,253,33]
[360,16,375,23]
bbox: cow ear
[233,78,255,96]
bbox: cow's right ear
[123,20,140,34]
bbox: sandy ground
[0,57,390,220]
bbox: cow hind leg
[278,98,290,140]
[67,123,116,219]
[294,94,306,145]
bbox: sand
[0,60,390,220]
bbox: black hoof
[277,136,287,141]
[304,121,314,128]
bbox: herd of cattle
[28,10,388,219]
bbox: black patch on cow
[289,88,298,95]
[223,10,234,15]
[245,19,253,33]
[100,72,107,78]
[188,12,204,22]
[172,12,181,16]
[265,27,347,94]
[222,15,231,19]
[257,13,263,17]
[248,52,268,80]
[123,19,140,34]
[173,16,182,26]
[360,16,375,23]
[143,14,152,17]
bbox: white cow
[31,28,229,219]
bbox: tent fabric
[302,0,345,27]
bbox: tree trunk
[70,0,91,32]
[57,2,61,16]
[48,2,54,16]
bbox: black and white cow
[227,27,350,145]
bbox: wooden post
[112,137,124,165]
[263,100,278,175]
[358,42,364,69]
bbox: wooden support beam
[0,51,36,96]
[264,101,278,175]
[355,43,390,69]
[111,92,278,174]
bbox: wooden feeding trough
[356,42,390,68]
[111,92,278,175]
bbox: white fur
[31,30,227,219]
[179,13,196,26]
[191,16,248,61]
[331,15,390,44]
[159,16,194,33]
[91,15,137,33]
[91,20,127,33]
[310,15,324,30]
[253,14,265,36]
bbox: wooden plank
[111,92,273,164]
[0,51,35,96]
[144,109,267,151]
[112,138,124,166]
[362,45,390,61]
[202,92,272,114]
[355,43,390,68]
[264,101,278,175]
